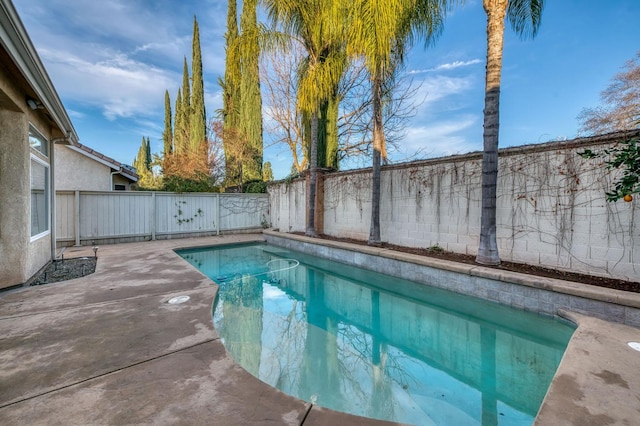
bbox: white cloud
[416,75,475,109]
[408,59,482,75]
[396,115,479,160]
[15,0,228,123]
[67,109,86,119]
[38,48,177,121]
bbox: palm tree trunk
[476,0,507,265]
[369,74,384,246]
[306,111,319,237]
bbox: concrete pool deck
[0,233,638,425]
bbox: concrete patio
[0,234,638,425]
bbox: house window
[114,184,126,191]
[29,126,48,157]
[30,127,50,239]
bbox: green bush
[579,135,639,201]
[243,179,267,193]
[163,175,219,193]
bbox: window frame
[29,124,49,157]
[29,126,51,241]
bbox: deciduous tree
[578,51,640,135]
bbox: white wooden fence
[56,191,269,246]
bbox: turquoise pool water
[177,243,575,425]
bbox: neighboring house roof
[67,142,139,182]
[0,0,78,145]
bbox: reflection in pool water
[178,243,574,425]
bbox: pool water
[177,243,575,425]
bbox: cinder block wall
[268,131,639,281]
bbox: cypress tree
[180,56,191,153]
[133,136,152,188]
[302,96,339,170]
[190,16,207,152]
[239,0,263,182]
[263,162,274,182]
[174,88,184,154]
[145,137,151,170]
[162,90,173,157]
[221,0,242,185]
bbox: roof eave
[0,0,79,145]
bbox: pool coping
[263,229,640,326]
[263,230,640,424]
[1,233,638,425]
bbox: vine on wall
[270,135,638,279]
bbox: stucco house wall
[55,143,137,191]
[113,174,134,190]
[55,145,115,191]
[0,0,78,288]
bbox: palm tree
[263,0,348,237]
[476,0,544,265]
[347,0,450,245]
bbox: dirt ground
[311,234,640,294]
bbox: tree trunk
[369,73,384,246]
[476,0,507,265]
[306,111,318,237]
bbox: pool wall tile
[523,296,542,312]
[570,297,604,315]
[265,232,640,327]
[510,295,524,309]
[498,291,513,306]
[539,301,555,316]
[603,304,625,323]
[624,308,640,328]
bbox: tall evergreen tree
[174,88,184,154]
[161,19,216,193]
[178,56,191,154]
[239,0,263,182]
[133,136,153,188]
[221,0,242,185]
[263,161,274,181]
[190,16,207,151]
[162,90,173,157]
[145,136,151,170]
[302,96,340,170]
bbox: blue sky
[14,0,640,179]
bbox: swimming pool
[177,242,575,425]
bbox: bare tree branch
[578,51,640,135]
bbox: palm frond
[507,0,545,39]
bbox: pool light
[168,295,190,304]
[627,342,640,352]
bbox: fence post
[74,190,80,246]
[151,191,156,241]
[216,193,220,235]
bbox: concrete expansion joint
[0,338,219,410]
[300,403,314,424]
[0,286,218,321]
